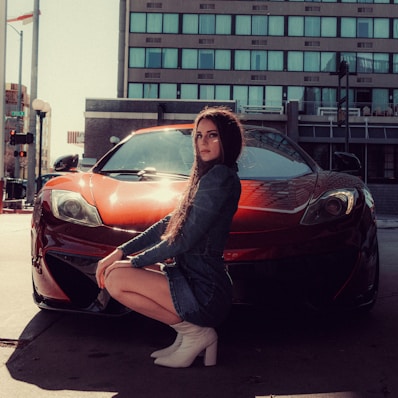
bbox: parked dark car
[31,124,379,316]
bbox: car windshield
[99,127,313,179]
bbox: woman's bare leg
[104,266,181,325]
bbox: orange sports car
[31,124,379,315]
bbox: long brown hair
[162,107,243,243]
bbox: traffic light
[13,151,28,157]
[26,132,34,144]
[8,131,33,145]
[9,130,16,145]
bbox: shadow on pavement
[5,305,397,398]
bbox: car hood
[47,171,318,232]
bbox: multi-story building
[85,0,398,214]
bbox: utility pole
[0,0,7,212]
[26,0,40,205]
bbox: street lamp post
[32,98,50,192]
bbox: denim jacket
[118,164,241,325]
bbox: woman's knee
[103,267,124,297]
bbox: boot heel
[203,340,217,366]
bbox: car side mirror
[54,154,79,171]
[333,152,361,175]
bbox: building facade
[85,0,398,214]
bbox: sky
[5,0,119,164]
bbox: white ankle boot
[154,321,218,368]
[150,333,183,358]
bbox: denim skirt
[163,263,233,327]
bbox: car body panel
[31,124,379,315]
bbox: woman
[96,107,243,368]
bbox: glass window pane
[265,86,283,106]
[147,13,162,33]
[288,51,303,71]
[216,15,231,35]
[128,83,143,98]
[372,89,389,112]
[198,50,214,69]
[304,52,320,72]
[251,51,267,71]
[357,18,372,38]
[288,16,304,36]
[321,52,336,72]
[129,48,145,68]
[200,85,214,99]
[215,50,231,70]
[183,14,198,34]
[235,50,250,70]
[215,85,230,100]
[374,53,389,73]
[163,14,179,33]
[163,49,178,68]
[269,16,284,36]
[143,83,158,98]
[236,15,251,35]
[394,20,398,39]
[305,17,320,37]
[233,86,249,110]
[288,86,305,111]
[248,86,263,105]
[180,84,198,99]
[130,13,146,33]
[182,49,197,69]
[341,18,356,38]
[321,17,337,37]
[199,14,215,34]
[341,52,357,73]
[357,53,373,73]
[374,19,389,38]
[146,48,162,68]
[322,88,336,107]
[393,54,398,73]
[268,51,284,71]
[159,84,177,99]
[252,16,267,36]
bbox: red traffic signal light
[13,150,27,157]
[9,130,16,145]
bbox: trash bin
[5,178,25,200]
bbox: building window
[341,17,389,38]
[147,13,163,33]
[198,50,214,69]
[236,15,283,36]
[288,52,304,71]
[269,16,284,36]
[199,14,215,34]
[159,84,177,99]
[130,13,178,34]
[288,16,336,37]
[130,13,146,32]
[183,14,198,34]
[180,84,198,99]
[268,51,284,71]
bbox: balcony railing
[239,101,398,117]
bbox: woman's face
[195,118,221,162]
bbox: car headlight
[51,190,102,227]
[300,188,358,226]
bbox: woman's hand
[96,248,124,288]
